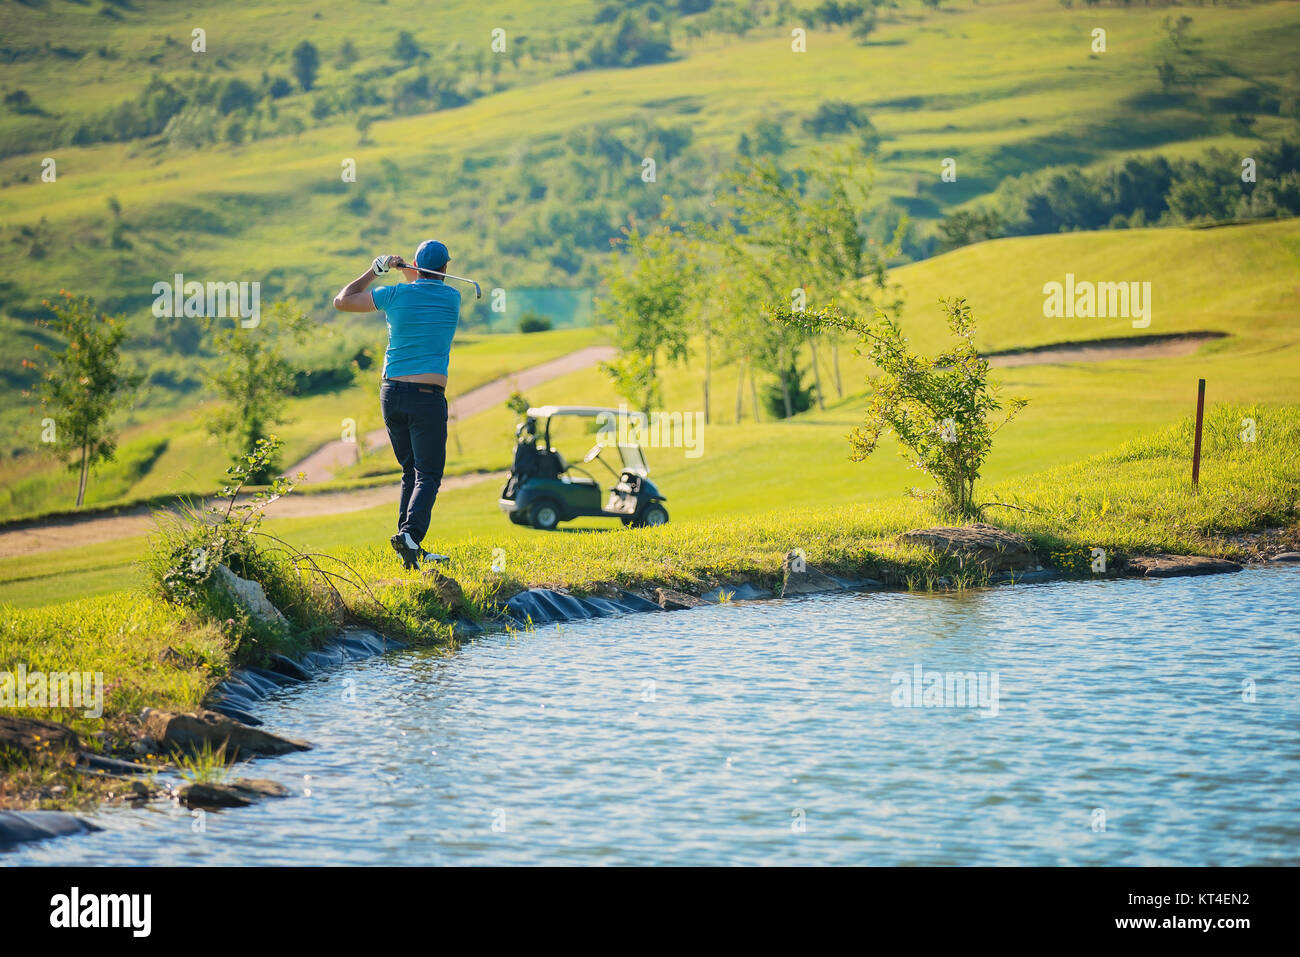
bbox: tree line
[939,140,1300,250]
[596,149,903,424]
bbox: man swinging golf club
[333,239,466,570]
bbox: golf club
[396,260,482,299]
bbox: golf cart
[499,405,669,531]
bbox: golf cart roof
[526,405,626,418]
[521,404,651,473]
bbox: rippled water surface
[9,565,1300,865]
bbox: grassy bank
[3,401,1297,807]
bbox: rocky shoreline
[5,522,1297,851]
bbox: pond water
[7,565,1299,865]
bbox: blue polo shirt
[371,278,461,378]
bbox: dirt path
[288,345,616,482]
[0,471,506,560]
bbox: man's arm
[333,255,407,312]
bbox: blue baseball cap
[414,239,450,272]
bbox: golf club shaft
[405,264,482,299]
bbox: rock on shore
[0,715,80,758]
[1123,554,1243,578]
[781,551,846,597]
[0,810,101,848]
[898,523,1036,572]
[181,778,291,810]
[654,587,707,609]
[140,708,311,757]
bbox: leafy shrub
[506,390,532,415]
[217,78,257,115]
[774,297,1026,517]
[579,11,673,69]
[519,312,553,333]
[762,362,816,419]
[803,100,870,137]
[145,440,298,648]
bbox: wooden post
[1191,378,1206,487]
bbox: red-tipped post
[1191,378,1206,488]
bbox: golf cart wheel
[531,499,562,531]
[638,504,669,527]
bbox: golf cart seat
[530,446,563,481]
[551,448,598,486]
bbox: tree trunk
[749,364,761,423]
[780,370,793,419]
[75,441,89,509]
[831,341,843,398]
[703,323,712,425]
[808,337,825,410]
[734,357,746,424]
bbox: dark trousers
[380,379,448,546]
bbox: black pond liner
[501,587,662,624]
[0,810,101,850]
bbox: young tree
[773,297,1026,517]
[393,31,427,64]
[705,163,816,418]
[937,208,1004,252]
[596,215,696,412]
[706,151,901,417]
[205,301,311,483]
[27,291,143,508]
[292,41,320,92]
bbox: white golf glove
[372,254,395,275]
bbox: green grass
[0,593,230,739]
[4,0,1297,521]
[174,741,234,787]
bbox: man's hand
[372,254,396,275]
